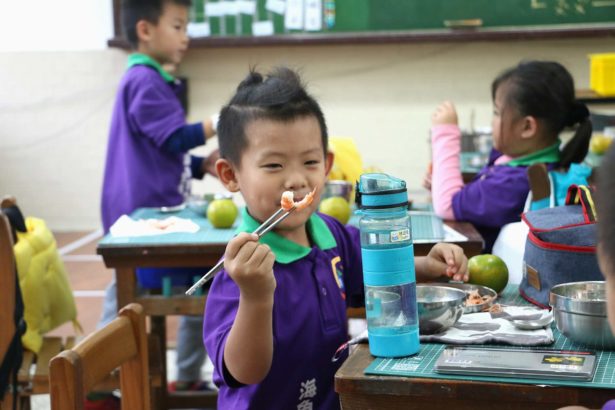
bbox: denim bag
[520,185,602,308]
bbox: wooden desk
[97,208,483,408]
[97,208,224,410]
[335,344,613,410]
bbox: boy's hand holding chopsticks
[222,232,277,300]
[185,188,316,295]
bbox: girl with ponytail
[427,60,592,252]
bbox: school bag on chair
[492,163,592,285]
[1,197,81,354]
[519,184,602,308]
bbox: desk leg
[151,316,168,410]
[116,267,137,309]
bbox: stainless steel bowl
[323,180,354,203]
[417,285,466,335]
[550,281,615,349]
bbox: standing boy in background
[427,61,592,252]
[203,67,468,409]
[96,0,218,407]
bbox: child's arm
[190,149,220,179]
[415,243,468,282]
[431,101,465,220]
[222,232,277,385]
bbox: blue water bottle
[356,173,420,357]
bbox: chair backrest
[0,213,17,405]
[49,303,150,410]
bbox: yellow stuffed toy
[14,217,79,353]
[328,137,363,185]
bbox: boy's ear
[520,115,539,139]
[324,151,334,177]
[135,19,153,43]
[215,158,240,192]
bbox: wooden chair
[49,303,151,410]
[0,212,19,410]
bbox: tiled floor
[29,230,213,410]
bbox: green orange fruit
[207,198,238,228]
[319,196,352,224]
[468,254,509,293]
[589,134,613,155]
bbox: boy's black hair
[121,0,192,49]
[597,144,615,276]
[491,60,592,168]
[217,67,329,168]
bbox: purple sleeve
[451,166,529,228]
[603,399,615,410]
[203,270,241,387]
[128,75,186,147]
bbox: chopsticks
[185,206,295,295]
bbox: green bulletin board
[188,0,615,38]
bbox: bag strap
[565,184,597,223]
[0,211,26,410]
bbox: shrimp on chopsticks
[281,187,316,211]
[186,186,318,295]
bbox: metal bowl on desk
[550,281,615,349]
[417,285,466,335]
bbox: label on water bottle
[390,228,410,243]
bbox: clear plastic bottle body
[359,207,413,249]
[359,206,420,357]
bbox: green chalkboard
[188,0,615,37]
[109,0,615,48]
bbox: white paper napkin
[109,215,199,237]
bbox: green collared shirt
[236,208,337,264]
[126,53,174,83]
[504,140,561,167]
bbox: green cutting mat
[365,285,615,389]
[99,206,444,246]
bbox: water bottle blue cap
[356,173,408,209]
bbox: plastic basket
[589,53,615,96]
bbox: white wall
[0,4,611,230]
[0,0,113,52]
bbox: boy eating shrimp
[203,67,469,409]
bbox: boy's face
[139,2,189,66]
[217,116,332,238]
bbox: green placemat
[98,207,237,246]
[365,285,615,389]
[101,205,444,247]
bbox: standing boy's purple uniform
[204,211,364,409]
[101,64,186,232]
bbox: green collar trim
[126,53,174,82]
[236,208,337,264]
[505,140,561,167]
